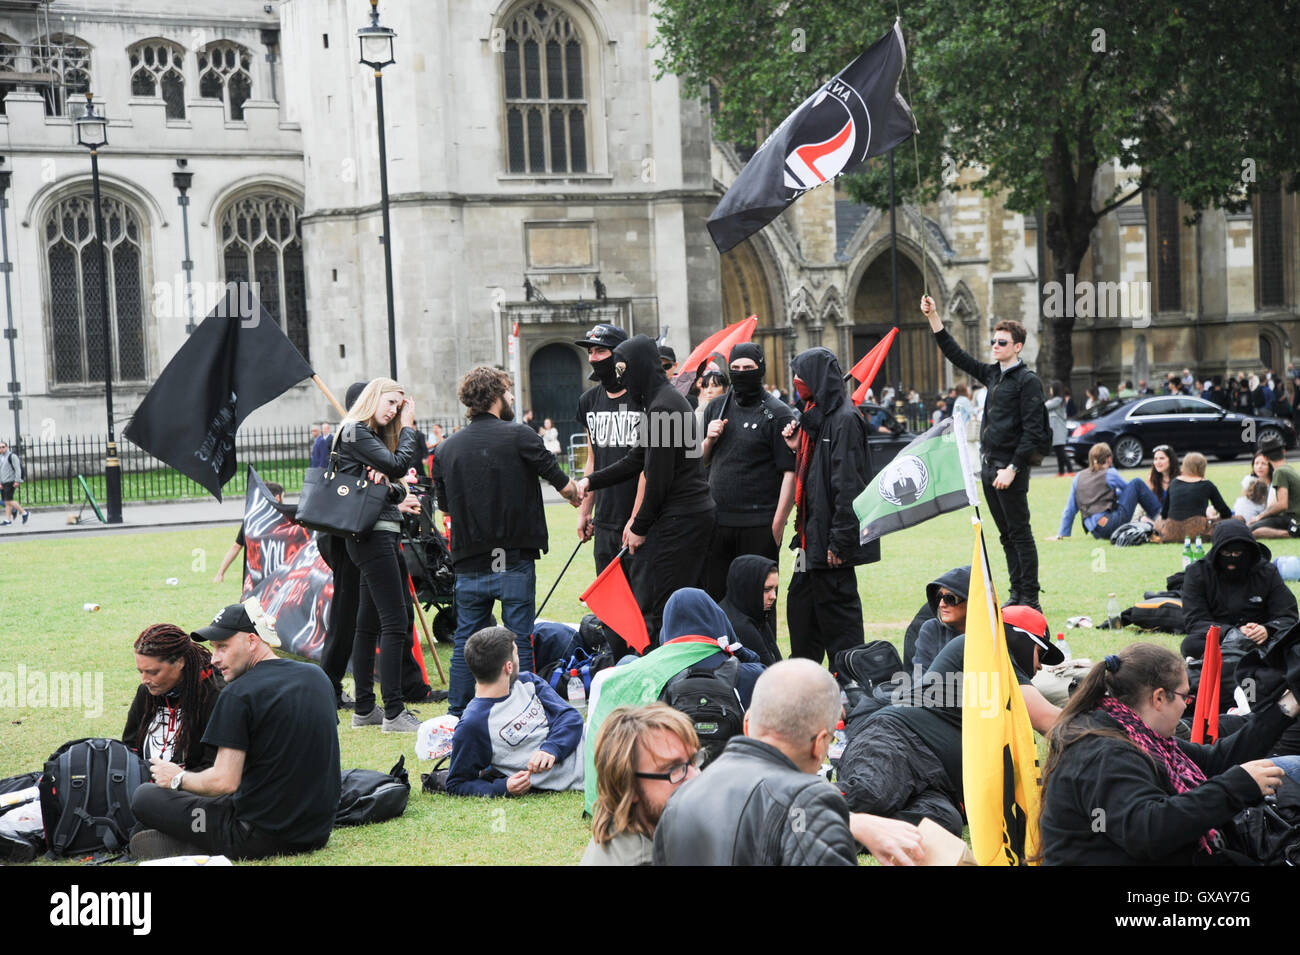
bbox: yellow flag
[961,519,1042,865]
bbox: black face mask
[1217,549,1249,581]
[590,355,620,389]
[731,368,765,400]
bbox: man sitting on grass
[446,626,584,796]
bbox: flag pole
[534,538,589,621]
[406,573,447,685]
[312,374,347,418]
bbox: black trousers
[982,461,1039,602]
[346,530,409,719]
[628,511,715,651]
[786,565,864,668]
[1053,444,1073,475]
[131,784,325,860]
[703,521,779,603]
[320,534,429,705]
[593,523,646,659]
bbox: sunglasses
[937,591,965,606]
[990,338,1013,348]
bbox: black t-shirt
[702,393,796,526]
[876,635,1031,790]
[201,659,340,846]
[576,385,642,529]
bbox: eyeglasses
[635,749,705,783]
[937,591,966,606]
[1169,688,1195,706]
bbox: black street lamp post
[358,0,398,380]
[173,161,196,334]
[75,93,122,524]
[0,163,21,448]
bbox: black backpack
[659,655,744,767]
[835,641,904,693]
[335,756,410,827]
[38,738,148,858]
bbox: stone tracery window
[44,194,147,385]
[220,194,309,360]
[31,34,91,116]
[502,2,588,174]
[198,41,252,120]
[129,39,186,120]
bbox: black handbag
[296,433,392,537]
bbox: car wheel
[1258,426,1284,450]
[1114,435,1144,468]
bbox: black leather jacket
[652,736,858,865]
[332,422,418,524]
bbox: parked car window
[1175,397,1221,414]
[1130,398,1180,416]
[1075,397,1128,420]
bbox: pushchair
[400,478,457,643]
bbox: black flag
[124,287,313,500]
[707,20,917,254]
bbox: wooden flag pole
[312,374,347,418]
[408,579,447,685]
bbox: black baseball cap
[659,345,677,364]
[191,603,277,646]
[575,324,628,350]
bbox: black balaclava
[729,342,766,405]
[789,347,848,436]
[589,354,621,390]
[612,335,669,407]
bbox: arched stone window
[0,35,19,114]
[129,39,186,120]
[501,2,589,174]
[219,194,308,360]
[32,34,91,116]
[198,41,252,121]
[43,194,148,385]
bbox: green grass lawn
[2,460,1296,864]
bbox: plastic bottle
[1193,535,1205,561]
[567,669,587,716]
[828,720,847,762]
[1106,593,1121,630]
[1055,632,1071,661]
[1182,537,1193,569]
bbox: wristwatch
[170,770,186,791]
[1007,464,1019,474]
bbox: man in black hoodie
[1181,518,1298,711]
[719,554,782,666]
[782,348,879,667]
[700,343,796,601]
[578,335,716,646]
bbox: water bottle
[566,669,587,717]
[1106,593,1121,630]
[828,720,847,762]
[1182,537,1193,569]
[1055,632,1072,661]
[1193,535,1205,561]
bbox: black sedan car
[1064,395,1297,468]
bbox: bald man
[653,660,924,866]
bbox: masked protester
[574,324,645,631]
[782,348,879,667]
[700,343,797,601]
[1180,519,1298,714]
[718,555,782,666]
[579,335,716,646]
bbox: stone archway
[721,237,786,384]
[528,342,585,450]
[850,253,937,396]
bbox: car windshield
[1074,397,1132,420]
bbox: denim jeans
[1092,478,1163,539]
[1273,754,1300,785]
[448,560,537,716]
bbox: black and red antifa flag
[707,19,917,253]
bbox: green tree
[654,0,1299,383]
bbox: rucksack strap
[49,744,94,855]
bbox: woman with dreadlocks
[1038,642,1297,865]
[122,624,225,771]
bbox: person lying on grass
[446,626,584,797]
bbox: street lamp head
[172,170,193,193]
[75,92,108,150]
[357,0,396,70]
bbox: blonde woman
[335,377,422,732]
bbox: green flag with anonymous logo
[854,417,978,544]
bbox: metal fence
[12,419,462,507]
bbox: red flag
[1191,625,1222,743]
[849,327,898,405]
[579,556,650,653]
[673,316,758,395]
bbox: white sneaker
[382,709,422,733]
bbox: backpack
[1029,397,1053,466]
[335,756,410,827]
[541,646,614,702]
[1110,521,1152,547]
[1119,595,1184,632]
[0,771,45,862]
[659,655,744,767]
[835,641,904,693]
[38,738,148,858]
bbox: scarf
[1098,696,1217,853]
[793,401,816,548]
